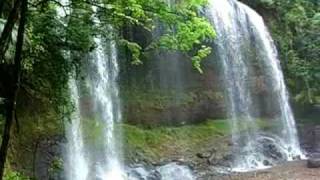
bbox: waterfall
[81,5,124,179]
[56,0,90,179]
[66,78,89,180]
[60,1,124,178]
[66,25,124,180]
[206,0,304,171]
[87,35,125,180]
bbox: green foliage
[177,0,209,9]
[191,46,212,73]
[21,1,78,119]
[48,157,64,175]
[4,170,30,180]
[151,1,216,72]
[120,39,142,65]
[121,118,271,162]
[259,0,275,7]
[246,0,320,104]
[66,2,95,52]
[0,0,216,176]
[94,0,216,70]
[16,0,216,119]
[157,17,215,51]
[122,119,229,160]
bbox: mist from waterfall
[206,0,304,171]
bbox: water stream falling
[67,30,125,180]
[59,1,125,178]
[206,0,304,171]
[57,0,90,179]
[88,35,125,180]
[66,78,89,180]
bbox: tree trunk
[0,0,27,178]
[0,0,5,18]
[32,139,40,179]
[0,0,21,61]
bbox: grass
[80,118,231,161]
[81,117,273,162]
[121,119,230,161]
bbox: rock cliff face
[295,105,320,156]
[34,136,65,180]
[119,50,227,126]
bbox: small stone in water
[263,160,271,166]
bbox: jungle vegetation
[0,0,318,179]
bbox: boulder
[307,158,320,168]
[196,152,212,159]
[147,171,161,180]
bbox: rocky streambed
[17,115,320,180]
[125,118,320,180]
[220,160,320,180]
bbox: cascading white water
[157,163,194,180]
[59,1,124,178]
[88,34,125,180]
[206,0,304,171]
[56,0,90,179]
[66,78,89,180]
[66,28,125,180]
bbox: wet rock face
[307,158,320,168]
[299,124,320,154]
[296,104,320,154]
[259,138,285,162]
[34,136,65,180]
[120,50,227,126]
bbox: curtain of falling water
[91,38,124,180]
[60,0,124,177]
[66,78,89,180]
[87,11,124,177]
[206,0,304,171]
[56,0,90,179]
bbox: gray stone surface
[307,158,320,168]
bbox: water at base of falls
[231,133,301,172]
[97,164,126,180]
[127,163,194,180]
[157,163,194,180]
[206,0,304,171]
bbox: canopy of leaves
[96,0,216,71]
[0,0,216,119]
